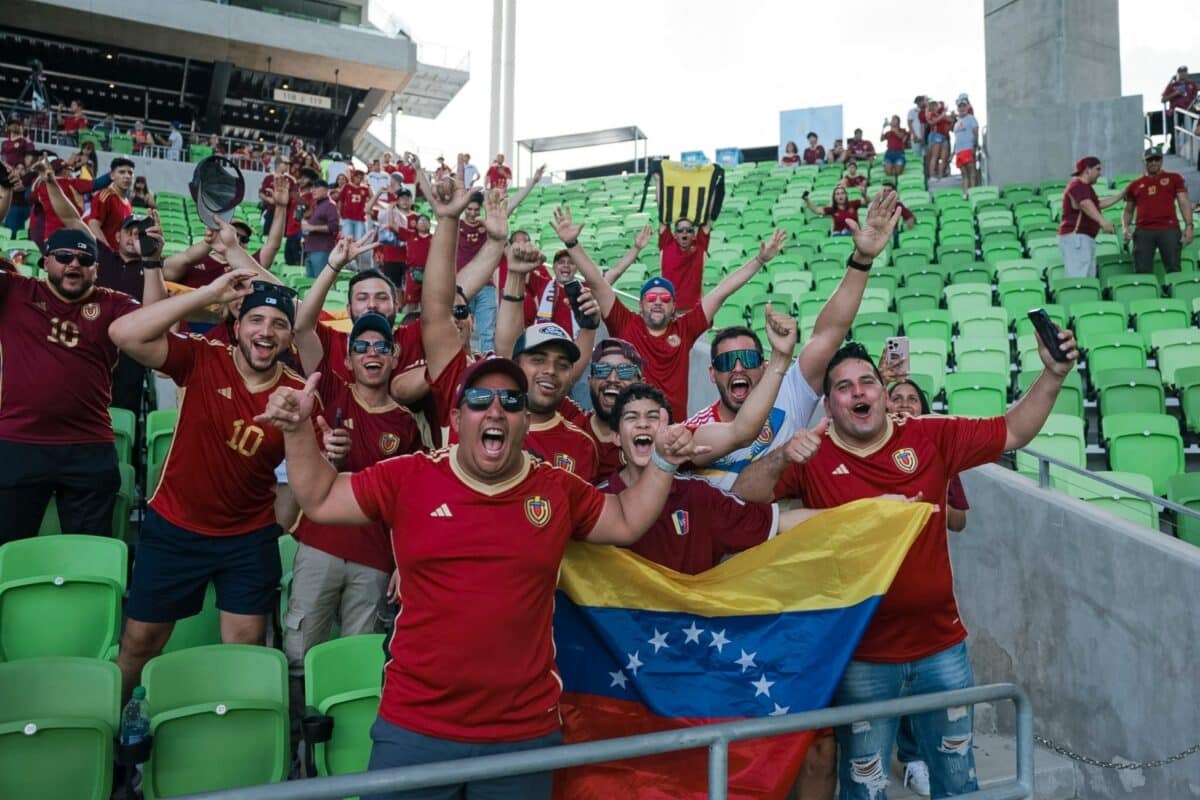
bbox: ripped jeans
[833,641,978,799]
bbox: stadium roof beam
[516,126,650,182]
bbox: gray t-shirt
[953,114,978,153]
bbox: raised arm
[32,160,89,235]
[163,240,211,282]
[554,205,616,317]
[690,305,798,467]
[1004,328,1078,451]
[215,218,284,286]
[701,229,785,321]
[293,234,376,373]
[602,225,653,284]
[506,164,544,216]
[458,190,509,301]
[803,195,826,216]
[419,168,474,379]
[731,420,828,502]
[257,179,290,270]
[495,241,543,359]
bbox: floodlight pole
[489,0,503,162]
[501,0,516,164]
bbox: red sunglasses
[643,291,673,304]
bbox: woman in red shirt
[881,115,911,178]
[780,141,801,166]
[925,101,952,178]
[804,186,863,236]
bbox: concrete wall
[983,0,1144,185]
[953,464,1200,798]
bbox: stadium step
[1162,154,1200,198]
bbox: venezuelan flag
[553,498,932,800]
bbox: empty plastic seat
[945,371,1009,417]
[1130,298,1191,348]
[142,645,289,798]
[1093,368,1166,417]
[851,312,900,341]
[1016,369,1084,418]
[1164,273,1200,306]
[1085,331,1148,375]
[999,281,1047,323]
[894,286,939,315]
[110,407,136,466]
[1015,413,1086,479]
[903,309,953,350]
[0,657,121,800]
[1070,300,1128,348]
[953,337,1011,374]
[1173,366,1200,434]
[1050,277,1102,313]
[1102,413,1184,495]
[944,285,994,321]
[1058,471,1158,529]
[957,307,1011,340]
[908,338,949,399]
[1165,473,1200,546]
[1151,329,1200,386]
[1105,273,1161,311]
[304,634,386,777]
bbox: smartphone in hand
[1027,308,1070,362]
[884,335,910,374]
[562,279,598,330]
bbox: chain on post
[1033,735,1200,770]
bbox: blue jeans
[834,641,978,799]
[341,218,366,241]
[470,285,497,354]
[367,716,562,800]
[304,250,330,278]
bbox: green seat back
[110,407,136,466]
[1085,331,1147,375]
[1016,369,1083,418]
[1070,300,1128,348]
[1058,471,1158,529]
[1093,368,1165,416]
[1166,473,1200,546]
[305,635,386,777]
[1102,412,1184,495]
[1130,298,1191,349]
[1015,413,1086,477]
[945,371,1009,417]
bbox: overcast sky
[371,0,1199,179]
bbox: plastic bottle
[120,686,151,746]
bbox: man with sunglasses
[256,354,705,800]
[554,204,787,421]
[578,339,646,479]
[0,228,144,544]
[109,266,315,704]
[286,311,422,719]
[1121,147,1194,273]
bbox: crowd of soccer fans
[1,73,1193,798]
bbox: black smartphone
[333,408,344,429]
[1027,308,1069,363]
[562,279,598,330]
[136,217,161,259]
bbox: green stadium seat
[109,407,136,466]
[945,371,1009,417]
[0,657,121,800]
[1015,413,1086,479]
[1069,300,1127,348]
[999,282,1047,323]
[1103,274,1159,312]
[1129,298,1191,348]
[142,645,289,799]
[894,286,940,315]
[947,261,995,285]
[944,285,993,322]
[1166,473,1200,546]
[909,338,949,399]
[1173,366,1200,435]
[303,634,386,777]
[1050,277,1102,314]
[902,264,949,293]
[1016,368,1084,418]
[1093,368,1166,417]
[953,337,1011,374]
[713,305,747,329]
[1058,471,1158,529]
[957,307,1010,340]
[1102,412,1184,495]
[0,535,126,661]
[1085,330,1147,376]
[1164,273,1200,306]
[1151,328,1200,386]
[903,309,953,350]
[112,462,135,542]
[995,258,1042,284]
[851,312,900,342]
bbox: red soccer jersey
[848,138,876,159]
[1058,179,1101,237]
[178,249,264,290]
[780,154,801,166]
[456,221,488,270]
[1,135,34,168]
[315,319,425,384]
[825,200,863,233]
[486,164,512,191]
[843,174,867,189]
[339,183,371,222]
[582,411,623,482]
[63,116,89,133]
[84,187,132,250]
[406,232,432,268]
[1124,172,1187,230]
[0,275,138,444]
[293,372,422,572]
[351,448,606,741]
[33,177,91,240]
[602,470,774,574]
[393,162,417,184]
[883,130,908,152]
[604,300,710,421]
[658,226,709,310]
[803,146,825,165]
[150,334,312,536]
[526,413,599,482]
[773,414,1006,662]
[262,173,301,237]
[427,350,473,438]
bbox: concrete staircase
[1163,153,1200,199]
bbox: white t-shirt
[684,360,821,491]
[462,163,481,187]
[907,106,924,139]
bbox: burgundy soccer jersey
[293,371,422,573]
[582,411,623,483]
[0,275,138,444]
[602,471,775,574]
[658,226,709,310]
[149,334,312,536]
[1058,179,1102,237]
[773,414,1006,662]
[604,300,710,421]
[883,130,908,152]
[339,184,371,222]
[803,146,825,165]
[32,177,90,241]
[178,249,263,290]
[351,449,606,741]
[1123,173,1188,230]
[824,200,863,234]
[525,413,599,482]
[84,187,131,250]
[315,320,425,384]
[456,221,487,270]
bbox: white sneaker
[903,760,931,796]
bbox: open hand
[552,205,584,244]
[757,229,787,264]
[633,224,653,250]
[845,190,902,260]
[328,229,378,271]
[483,190,510,241]
[205,267,257,306]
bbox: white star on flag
[751,674,775,697]
[609,671,629,689]
[709,628,730,653]
[735,649,758,673]
[768,703,790,716]
[625,651,643,675]
[682,621,704,644]
[647,629,670,653]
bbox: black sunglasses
[591,363,640,380]
[251,280,297,298]
[451,304,471,320]
[49,249,96,267]
[675,225,695,234]
[462,387,527,412]
[349,339,393,355]
[711,349,765,373]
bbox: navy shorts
[126,508,283,623]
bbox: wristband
[847,254,873,273]
[141,261,162,269]
[650,449,679,474]
[562,238,579,249]
[501,293,524,302]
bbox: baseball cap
[120,213,149,229]
[640,275,676,299]
[349,311,394,345]
[512,322,581,363]
[189,155,246,229]
[591,338,644,368]
[1144,147,1164,160]
[239,281,296,327]
[1071,156,1101,176]
[453,357,529,407]
[46,229,99,260]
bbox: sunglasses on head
[462,387,527,412]
[251,280,298,298]
[712,349,764,372]
[49,249,96,267]
[591,363,640,380]
[451,304,471,320]
[349,339,393,355]
[643,291,673,304]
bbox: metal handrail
[176,683,1033,800]
[1171,106,1199,164]
[1019,446,1200,518]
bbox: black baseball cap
[46,229,99,260]
[349,312,394,346]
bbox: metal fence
[1172,106,1199,165]
[176,683,1033,800]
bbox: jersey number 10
[227,419,265,457]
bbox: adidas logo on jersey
[217,387,232,399]
[429,503,453,518]
[832,464,850,475]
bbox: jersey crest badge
[671,509,689,536]
[379,432,400,455]
[554,453,576,472]
[667,334,681,348]
[1159,177,1171,187]
[81,302,100,321]
[525,496,551,528]
[892,447,918,473]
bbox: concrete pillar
[489,0,503,163]
[983,0,1143,186]
[500,0,516,166]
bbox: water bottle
[120,686,151,747]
